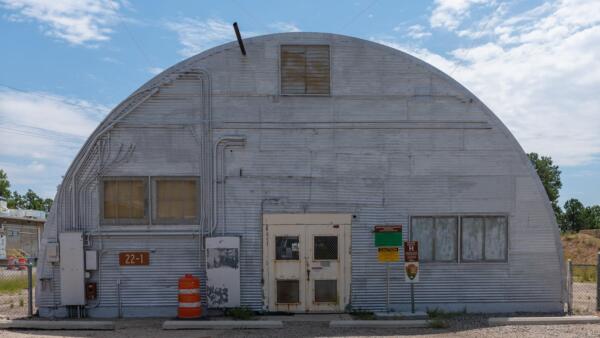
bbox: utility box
[59,232,85,305]
[206,236,240,308]
[46,242,59,263]
[85,250,98,270]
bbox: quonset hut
[36,33,565,318]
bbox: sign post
[374,225,402,312]
[404,241,419,313]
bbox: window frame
[99,176,149,225]
[151,176,200,225]
[409,215,458,263]
[312,235,339,261]
[460,215,509,263]
[275,235,300,261]
[276,279,301,304]
[279,44,332,97]
[409,214,509,264]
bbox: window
[277,280,300,303]
[314,280,337,302]
[411,216,458,262]
[153,178,199,224]
[314,236,338,260]
[102,178,147,224]
[276,236,299,260]
[281,45,330,95]
[461,216,507,262]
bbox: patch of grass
[573,265,597,283]
[429,318,449,329]
[225,307,254,320]
[350,309,375,320]
[0,275,30,294]
[426,307,466,320]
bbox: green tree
[563,198,586,232]
[8,190,26,209]
[24,189,44,210]
[1,168,52,211]
[0,169,10,199]
[43,198,53,212]
[527,153,563,222]
[583,205,600,229]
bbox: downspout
[211,136,246,236]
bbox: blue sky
[1,0,599,207]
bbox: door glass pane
[275,236,299,260]
[314,236,338,260]
[462,217,484,261]
[485,216,507,261]
[434,217,457,261]
[314,280,337,302]
[411,217,433,261]
[277,280,299,303]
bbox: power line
[339,0,380,32]
[0,128,83,146]
[229,0,269,30]
[0,83,106,114]
[107,0,153,66]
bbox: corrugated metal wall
[37,33,564,316]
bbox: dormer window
[280,45,330,95]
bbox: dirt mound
[561,232,600,264]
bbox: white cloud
[0,0,123,45]
[0,89,109,197]
[167,17,302,57]
[147,67,164,75]
[269,21,301,32]
[101,56,121,64]
[166,18,243,57]
[26,161,45,172]
[429,0,488,30]
[380,0,600,166]
[405,24,432,39]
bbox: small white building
[0,197,45,259]
[36,33,564,318]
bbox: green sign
[373,225,403,247]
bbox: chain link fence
[567,258,599,315]
[0,262,34,319]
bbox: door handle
[307,269,310,281]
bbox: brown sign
[119,252,149,266]
[404,241,419,262]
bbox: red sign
[373,225,402,232]
[404,241,419,262]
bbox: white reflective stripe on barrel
[178,288,200,294]
[178,302,201,308]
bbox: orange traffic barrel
[178,274,201,319]
[18,257,27,270]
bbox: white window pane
[412,217,433,261]
[435,217,457,261]
[485,217,507,261]
[462,217,484,261]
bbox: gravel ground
[2,316,600,338]
[0,289,30,319]
[573,282,598,314]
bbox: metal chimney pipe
[233,22,246,56]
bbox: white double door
[263,214,351,313]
